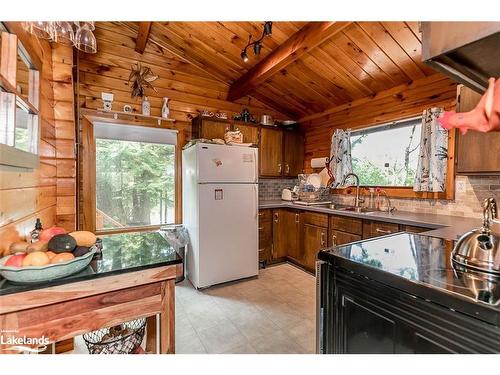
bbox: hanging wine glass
[23,21,52,39]
[75,24,97,54]
[74,21,95,31]
[53,22,75,46]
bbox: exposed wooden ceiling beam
[227,21,352,102]
[135,22,152,54]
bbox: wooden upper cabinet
[235,122,259,145]
[455,85,500,174]
[284,131,304,176]
[260,127,283,177]
[192,117,230,140]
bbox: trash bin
[160,224,190,283]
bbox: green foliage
[96,139,175,229]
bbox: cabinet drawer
[303,211,329,228]
[402,225,429,233]
[328,229,362,247]
[258,209,272,223]
[363,220,400,238]
[330,215,363,235]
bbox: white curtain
[330,129,353,187]
[413,108,449,192]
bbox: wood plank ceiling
[101,21,438,121]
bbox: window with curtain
[350,117,422,187]
[94,122,176,231]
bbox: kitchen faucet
[341,173,363,209]
[378,189,396,214]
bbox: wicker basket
[83,318,146,354]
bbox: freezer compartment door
[198,183,259,288]
[196,143,258,183]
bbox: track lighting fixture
[240,21,272,62]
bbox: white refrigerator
[182,143,259,289]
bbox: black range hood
[422,22,500,93]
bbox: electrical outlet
[456,180,466,193]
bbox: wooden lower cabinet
[302,224,328,271]
[363,220,400,239]
[272,209,301,261]
[258,209,272,264]
[328,229,362,247]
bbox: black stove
[319,232,500,307]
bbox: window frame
[80,112,183,234]
[0,26,41,169]
[332,115,456,201]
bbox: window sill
[0,143,39,169]
[96,224,164,236]
[331,186,453,200]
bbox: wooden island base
[0,265,177,354]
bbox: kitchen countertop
[318,232,500,325]
[0,231,182,296]
[259,200,482,240]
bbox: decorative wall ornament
[128,63,158,99]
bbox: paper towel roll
[311,157,329,168]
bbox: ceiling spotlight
[264,21,273,36]
[253,42,262,56]
[240,21,273,62]
[241,50,249,62]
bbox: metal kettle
[452,198,500,275]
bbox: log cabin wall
[52,44,76,232]
[0,24,76,254]
[300,74,458,173]
[75,22,286,227]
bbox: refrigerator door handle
[253,184,258,219]
[254,149,259,183]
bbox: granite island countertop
[259,200,482,240]
[0,231,182,296]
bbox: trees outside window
[95,138,175,230]
[350,118,421,187]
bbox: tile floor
[70,263,316,354]
[175,263,316,354]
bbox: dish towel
[413,108,449,192]
[330,129,353,188]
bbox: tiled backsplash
[259,175,500,219]
[259,178,298,201]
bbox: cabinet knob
[331,234,337,246]
[278,163,282,174]
[285,164,290,175]
[295,213,300,224]
[321,231,326,247]
[274,213,279,223]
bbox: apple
[5,253,27,267]
[39,226,66,242]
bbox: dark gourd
[48,234,77,253]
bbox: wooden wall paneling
[52,44,76,232]
[301,74,457,173]
[0,23,60,250]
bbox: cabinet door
[303,223,328,271]
[236,123,259,145]
[260,128,283,177]
[258,210,272,263]
[283,131,304,177]
[328,229,361,247]
[456,85,500,174]
[272,209,300,260]
[200,119,230,140]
